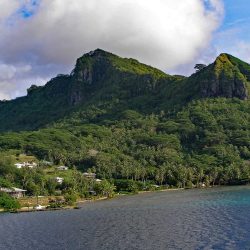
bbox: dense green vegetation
[0,153,115,201]
[0,50,249,200]
[0,192,20,211]
[0,98,249,193]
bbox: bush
[64,193,78,205]
[0,177,12,188]
[114,179,142,194]
[48,197,65,208]
[94,180,116,198]
[0,192,21,211]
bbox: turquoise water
[0,186,250,250]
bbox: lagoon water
[0,186,250,250]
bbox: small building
[57,166,69,171]
[26,162,37,168]
[0,187,26,198]
[15,163,25,169]
[83,172,96,179]
[95,179,102,183]
[55,177,64,184]
[14,162,37,169]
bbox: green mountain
[0,49,173,131]
[188,53,250,99]
[0,50,249,132]
[0,49,250,194]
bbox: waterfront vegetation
[0,192,21,211]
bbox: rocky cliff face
[193,54,249,100]
[68,49,111,105]
[68,49,169,105]
[200,74,248,100]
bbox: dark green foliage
[94,180,116,198]
[0,178,13,188]
[0,192,21,211]
[64,193,78,205]
[114,179,145,193]
[0,50,250,191]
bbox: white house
[55,177,64,184]
[0,187,27,198]
[15,163,25,169]
[14,162,37,169]
[57,166,69,171]
[27,162,37,168]
[83,172,96,178]
[95,179,102,183]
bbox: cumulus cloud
[0,63,35,99]
[0,64,31,80]
[0,0,224,99]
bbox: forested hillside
[0,49,249,198]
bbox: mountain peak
[73,49,168,81]
[215,53,233,64]
[84,48,113,58]
[192,53,250,100]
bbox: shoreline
[2,184,250,214]
[1,188,184,214]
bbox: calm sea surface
[0,186,250,250]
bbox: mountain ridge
[0,49,249,132]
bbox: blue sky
[19,0,39,18]
[214,0,250,57]
[0,0,249,100]
[222,0,249,32]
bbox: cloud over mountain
[0,0,223,99]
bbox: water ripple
[0,186,250,250]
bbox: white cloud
[0,88,11,100]
[0,63,33,99]
[0,63,31,80]
[0,0,224,99]
[0,64,17,80]
[0,0,19,22]
[218,40,250,63]
[210,23,250,64]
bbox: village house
[0,187,26,198]
[57,166,69,171]
[55,177,64,184]
[83,172,96,178]
[95,179,102,183]
[14,163,25,169]
[14,162,37,169]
